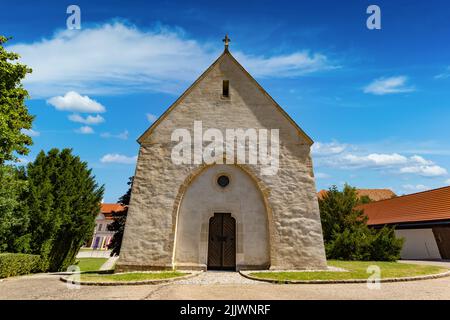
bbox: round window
[217,175,230,188]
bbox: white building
[360,186,450,260]
[87,203,126,250]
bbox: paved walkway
[398,259,450,268]
[0,261,450,300]
[100,256,119,271]
[76,250,111,258]
[147,276,450,300]
[1,270,450,300]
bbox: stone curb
[239,270,450,284]
[60,271,203,286]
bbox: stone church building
[116,37,327,272]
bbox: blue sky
[1,0,450,201]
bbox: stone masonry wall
[116,52,327,271]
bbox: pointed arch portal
[173,164,270,271]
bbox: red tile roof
[317,189,328,200]
[101,203,126,214]
[359,186,450,225]
[317,189,396,201]
[355,189,396,201]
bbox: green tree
[0,36,34,164]
[107,176,133,256]
[369,226,404,261]
[319,185,368,243]
[118,176,133,206]
[359,195,372,204]
[319,184,403,261]
[25,149,104,271]
[0,165,30,253]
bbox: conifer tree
[107,176,133,256]
[25,149,104,271]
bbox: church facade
[116,38,327,272]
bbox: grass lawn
[76,258,108,272]
[77,271,188,282]
[249,260,449,281]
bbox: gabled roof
[358,186,450,225]
[138,48,314,145]
[355,189,396,201]
[317,188,396,201]
[101,203,126,214]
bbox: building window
[222,80,229,97]
[97,224,102,231]
[93,237,100,249]
[217,175,230,188]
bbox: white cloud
[47,91,105,113]
[341,153,447,177]
[326,152,445,175]
[146,113,158,123]
[342,153,408,167]
[434,66,450,79]
[445,179,450,185]
[402,184,431,192]
[315,172,330,179]
[68,114,105,125]
[409,155,433,165]
[8,22,336,97]
[235,51,338,78]
[100,130,129,140]
[364,76,415,95]
[75,126,94,134]
[311,142,347,156]
[21,128,40,137]
[100,153,137,164]
[397,155,447,177]
[399,165,447,177]
[315,142,448,179]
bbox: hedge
[0,253,42,279]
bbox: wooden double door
[207,213,236,270]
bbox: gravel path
[175,271,259,285]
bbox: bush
[325,226,403,261]
[369,226,404,261]
[325,227,372,261]
[0,253,41,278]
[319,184,404,261]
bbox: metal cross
[223,34,230,50]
